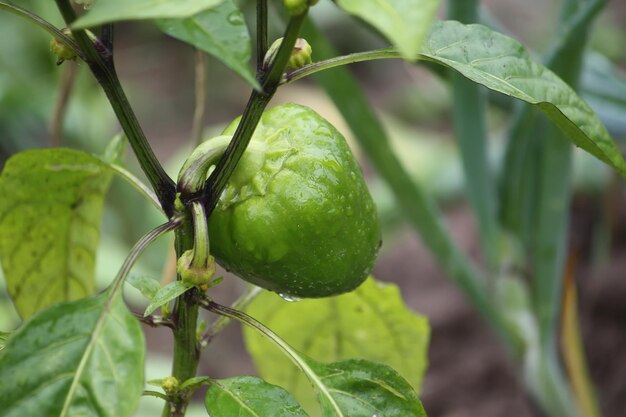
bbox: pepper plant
[0,0,624,417]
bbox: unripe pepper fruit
[207,104,381,298]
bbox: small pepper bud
[177,249,216,287]
[264,37,313,70]
[288,38,313,69]
[50,29,77,65]
[283,0,318,15]
[161,376,179,394]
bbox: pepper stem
[190,201,209,270]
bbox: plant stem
[199,297,344,415]
[50,62,77,147]
[190,201,209,268]
[135,313,175,329]
[54,0,176,215]
[110,218,183,296]
[165,10,308,415]
[256,0,268,72]
[201,11,308,213]
[191,50,207,146]
[283,48,401,84]
[177,135,232,197]
[109,163,162,211]
[200,286,262,348]
[100,23,113,50]
[164,217,200,417]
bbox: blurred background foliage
[1,0,626,416]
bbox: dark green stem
[100,23,113,50]
[256,0,268,72]
[54,0,176,215]
[201,12,307,214]
[164,219,200,417]
[168,8,306,417]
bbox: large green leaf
[208,296,427,417]
[0,292,145,417]
[420,20,626,177]
[0,149,112,318]
[155,1,259,89]
[334,0,439,60]
[244,278,429,415]
[72,0,224,28]
[306,358,426,417]
[205,376,309,417]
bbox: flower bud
[50,29,77,65]
[288,38,313,69]
[283,0,318,15]
[264,37,313,70]
[177,249,216,286]
[161,376,179,394]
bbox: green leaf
[155,1,259,89]
[0,292,145,417]
[205,376,309,417]
[72,0,224,29]
[0,149,112,319]
[180,376,211,391]
[306,358,427,417]
[126,275,161,300]
[334,0,439,60]
[208,299,427,417]
[420,20,626,177]
[244,278,429,415]
[144,280,193,316]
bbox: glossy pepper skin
[208,103,381,298]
